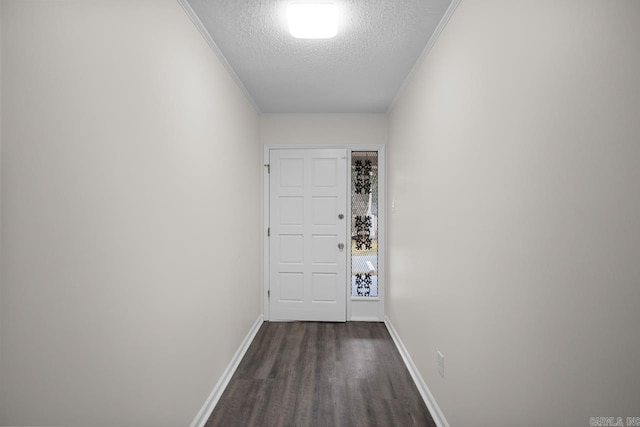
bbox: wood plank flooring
[205,321,436,427]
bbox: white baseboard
[350,316,383,322]
[190,314,264,427]
[384,316,450,427]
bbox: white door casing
[269,149,347,321]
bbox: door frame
[263,145,385,321]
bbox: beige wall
[388,1,640,426]
[0,1,260,426]
[260,114,388,146]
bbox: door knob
[338,243,345,250]
[338,214,344,220]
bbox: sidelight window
[351,151,378,297]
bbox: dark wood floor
[205,321,436,427]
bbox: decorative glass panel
[351,151,378,297]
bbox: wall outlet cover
[437,351,444,378]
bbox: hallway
[2,1,639,426]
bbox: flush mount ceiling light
[287,3,338,39]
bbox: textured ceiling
[184,0,454,113]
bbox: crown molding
[386,0,462,115]
[177,0,262,114]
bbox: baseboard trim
[384,316,450,427]
[189,314,264,427]
[350,316,383,322]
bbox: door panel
[269,149,347,321]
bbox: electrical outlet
[437,351,444,378]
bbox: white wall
[0,1,260,426]
[260,114,388,146]
[388,1,640,426]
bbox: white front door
[269,148,347,321]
